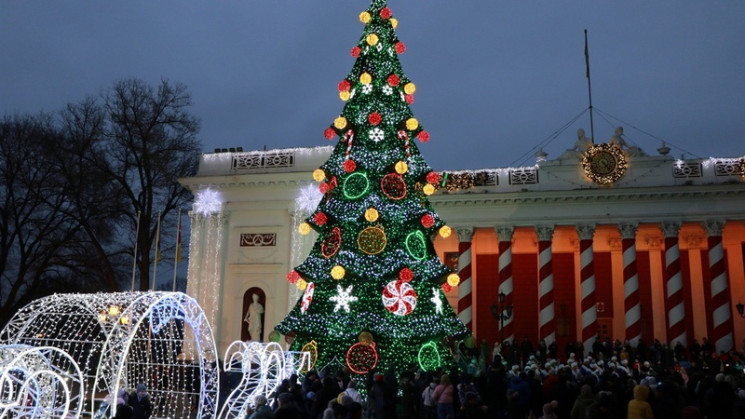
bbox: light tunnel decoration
[0,292,219,419]
[0,344,85,418]
[218,341,312,418]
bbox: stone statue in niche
[244,293,264,341]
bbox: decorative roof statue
[609,127,646,157]
[557,128,593,161]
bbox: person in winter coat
[627,385,654,419]
[421,380,437,419]
[248,395,274,419]
[432,374,455,419]
[570,385,594,419]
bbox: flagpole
[172,208,182,292]
[152,211,161,291]
[131,210,141,292]
[584,29,595,143]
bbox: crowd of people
[246,336,745,419]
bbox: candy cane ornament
[301,282,315,314]
[344,130,355,159]
[397,130,411,161]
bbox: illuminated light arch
[0,292,219,419]
[0,344,85,418]
[218,341,311,418]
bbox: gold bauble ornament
[404,82,416,95]
[447,273,461,287]
[334,116,348,129]
[359,331,374,343]
[422,184,435,195]
[339,91,350,101]
[359,11,371,23]
[395,161,408,174]
[405,118,419,130]
[331,265,346,280]
[298,222,311,235]
[297,279,308,290]
[313,169,326,182]
[439,225,452,238]
[365,207,379,222]
[390,18,398,29]
[360,72,372,85]
[366,33,379,46]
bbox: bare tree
[0,114,84,322]
[101,78,200,291]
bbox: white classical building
[180,136,745,358]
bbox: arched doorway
[242,287,266,342]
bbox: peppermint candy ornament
[382,280,417,316]
[301,282,315,314]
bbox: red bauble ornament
[368,112,382,126]
[351,46,361,57]
[346,342,378,375]
[421,214,435,228]
[287,270,300,284]
[319,182,330,194]
[338,80,351,92]
[343,159,357,173]
[418,131,430,143]
[426,171,440,185]
[321,227,342,258]
[399,267,414,282]
[381,173,407,200]
[387,74,400,87]
[313,212,327,226]
[380,7,392,19]
[382,280,417,316]
[442,283,452,293]
[395,42,406,54]
[405,94,414,104]
[324,127,336,140]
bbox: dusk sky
[3,1,744,170]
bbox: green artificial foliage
[275,0,469,380]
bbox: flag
[176,214,182,263]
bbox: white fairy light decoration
[0,344,85,418]
[219,341,310,418]
[296,184,324,215]
[193,188,223,215]
[0,292,219,419]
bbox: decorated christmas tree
[274,0,469,378]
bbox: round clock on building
[581,143,627,185]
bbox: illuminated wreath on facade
[581,143,628,185]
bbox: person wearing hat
[128,383,152,419]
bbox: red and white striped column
[619,222,641,345]
[536,225,556,345]
[704,219,734,353]
[456,227,475,331]
[577,224,597,355]
[662,221,687,347]
[496,226,515,344]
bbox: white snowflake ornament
[369,128,385,143]
[329,285,358,313]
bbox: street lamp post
[491,291,514,344]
